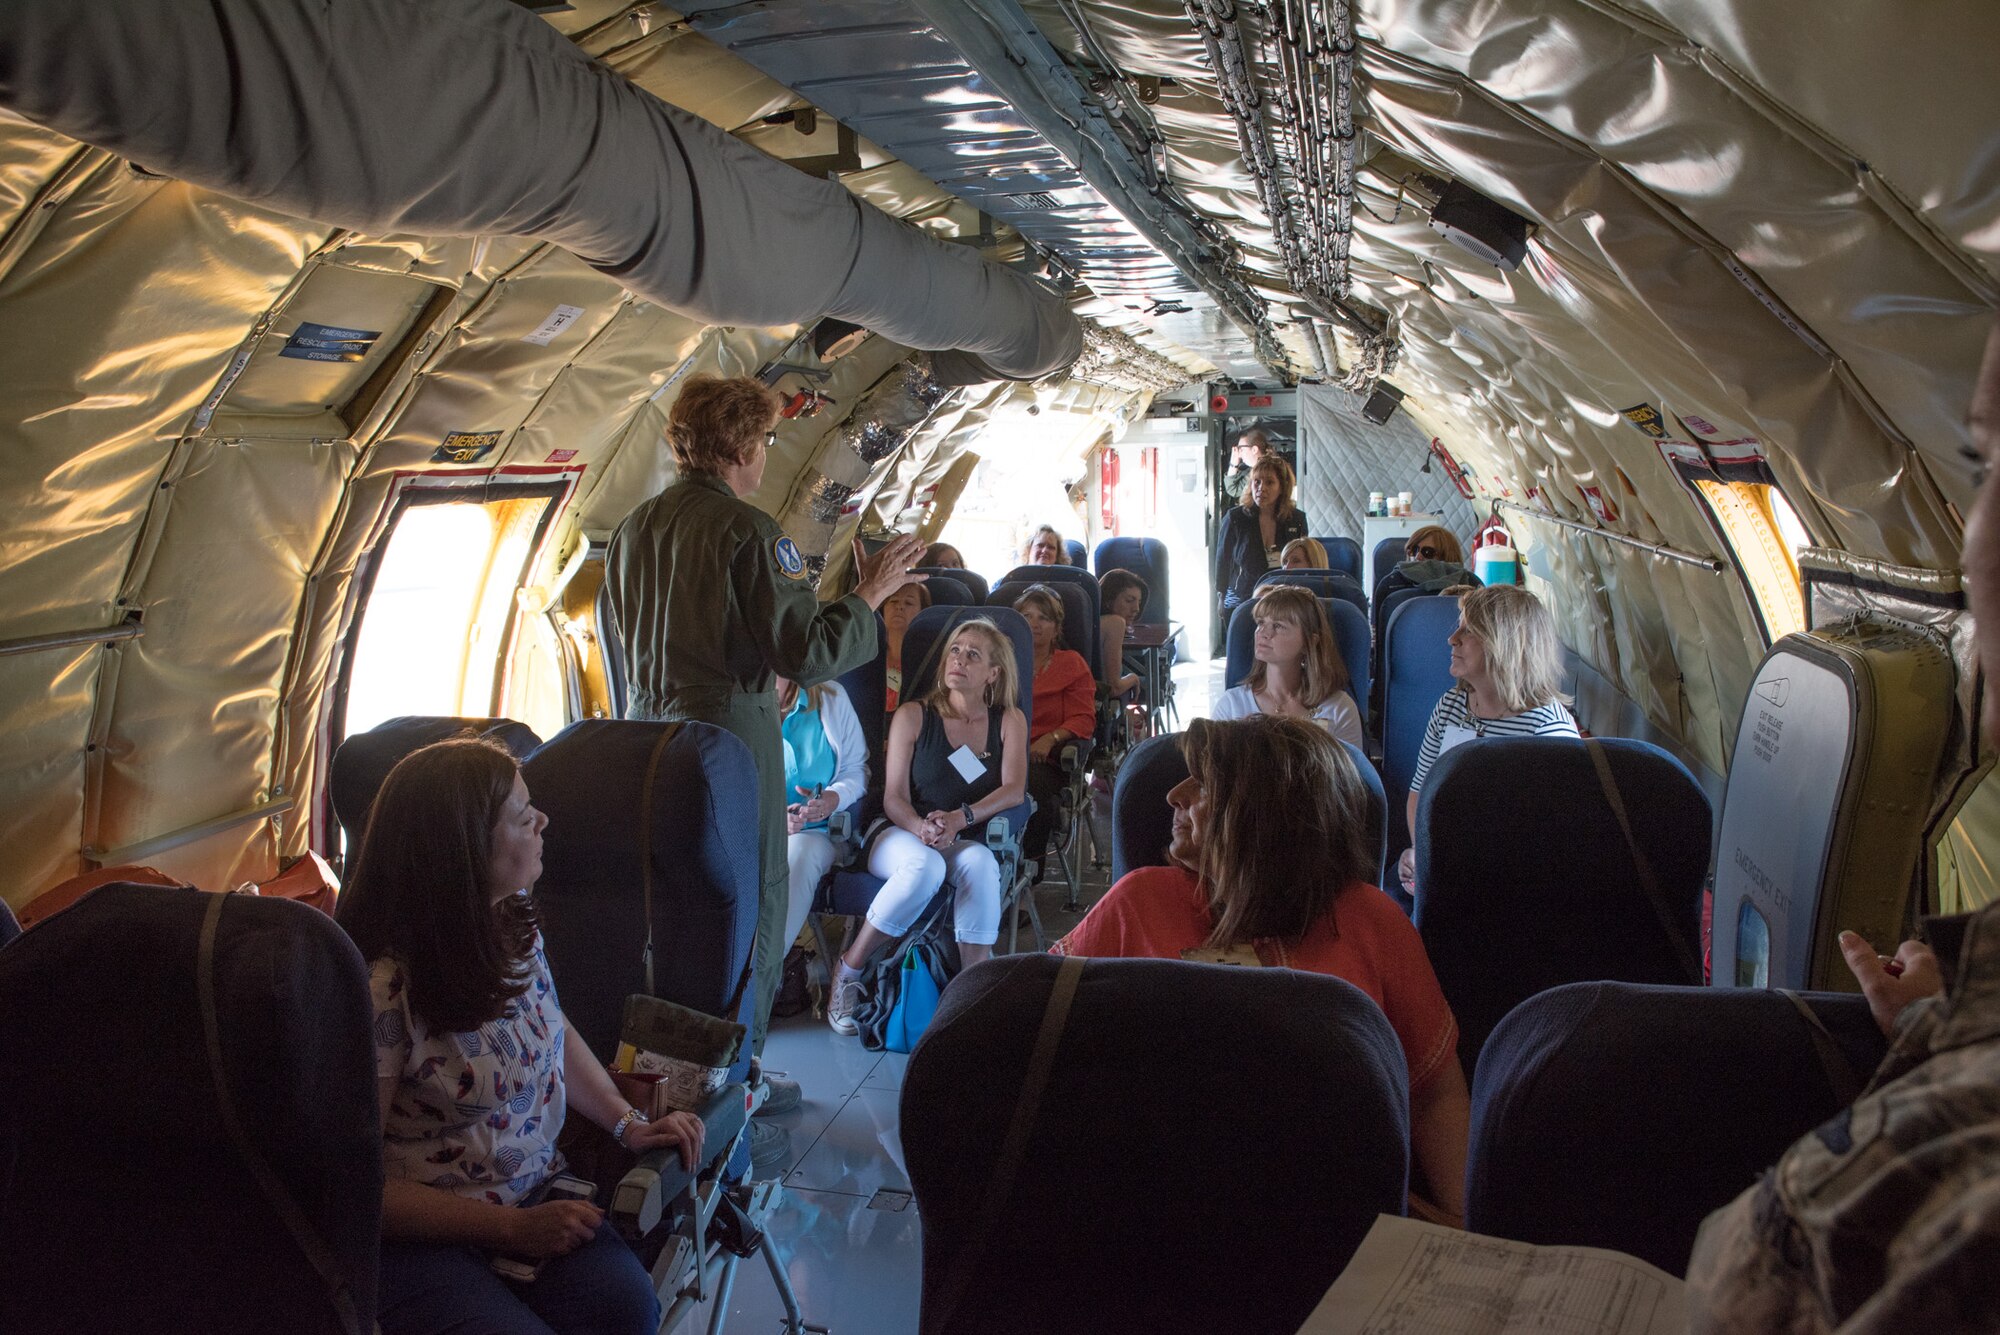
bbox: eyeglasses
[1409,544,1440,559]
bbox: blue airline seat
[1415,737,1711,1075]
[1063,538,1088,569]
[1255,567,1368,620]
[1313,535,1364,584]
[992,577,1098,680]
[525,720,760,1067]
[1380,594,1460,861]
[1370,536,1405,603]
[1001,563,1100,621]
[915,565,989,605]
[1109,731,1385,889]
[1468,981,1885,1274]
[330,715,543,852]
[0,883,380,1333]
[903,954,1409,1335]
[1225,597,1372,726]
[1093,536,1169,625]
[525,718,760,1184]
[912,573,972,607]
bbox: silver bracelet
[612,1106,649,1146]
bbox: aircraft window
[1692,479,1807,643]
[340,492,556,740]
[1734,899,1771,988]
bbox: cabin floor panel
[782,1085,909,1197]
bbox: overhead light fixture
[1428,181,1530,270]
[1360,381,1405,425]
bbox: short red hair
[666,375,780,476]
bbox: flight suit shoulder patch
[774,536,807,580]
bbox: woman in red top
[1053,715,1470,1221]
[1012,584,1097,872]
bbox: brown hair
[1098,568,1149,615]
[919,542,965,569]
[665,375,780,477]
[1180,716,1375,947]
[1244,584,1349,702]
[336,738,541,1033]
[1011,584,1066,633]
[1405,525,1461,564]
[920,618,1020,717]
[1238,454,1297,521]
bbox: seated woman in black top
[826,619,1028,1035]
[1214,454,1308,633]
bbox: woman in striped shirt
[1400,585,1578,891]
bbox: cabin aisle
[679,658,1219,1333]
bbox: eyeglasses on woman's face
[1408,544,1440,560]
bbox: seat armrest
[610,1084,750,1239]
[1058,738,1094,774]
[984,799,1034,854]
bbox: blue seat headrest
[904,954,1409,1335]
[1468,980,1885,1273]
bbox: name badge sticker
[1439,724,1480,756]
[947,744,986,784]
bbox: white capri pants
[864,826,1003,946]
[785,830,837,949]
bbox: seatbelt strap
[1775,989,1866,1108]
[1582,738,1704,984]
[636,721,686,998]
[930,955,1086,1332]
[197,893,372,1335]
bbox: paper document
[1299,1216,1685,1335]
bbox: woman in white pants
[776,676,868,951]
[828,620,1028,1034]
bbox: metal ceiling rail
[0,616,144,658]
[1496,501,1726,571]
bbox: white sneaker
[827,969,863,1036]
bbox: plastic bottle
[1368,491,1385,517]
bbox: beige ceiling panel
[361,247,632,474]
[590,22,801,131]
[572,323,795,537]
[0,647,99,907]
[204,260,457,438]
[0,158,326,643]
[1626,0,2000,274]
[504,297,708,472]
[1355,51,1960,566]
[92,437,354,875]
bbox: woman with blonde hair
[1400,585,1578,887]
[1055,716,1469,1220]
[828,619,1028,1034]
[1021,524,1066,566]
[1211,585,1362,747]
[1280,536,1330,571]
[1214,454,1309,633]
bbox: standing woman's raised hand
[852,534,930,610]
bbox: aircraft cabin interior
[1,1,1996,1333]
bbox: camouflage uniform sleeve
[732,517,877,685]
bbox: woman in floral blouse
[338,737,703,1335]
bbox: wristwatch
[612,1106,649,1147]
[959,802,977,826]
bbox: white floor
[673,656,1223,1334]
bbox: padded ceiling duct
[0,0,1081,382]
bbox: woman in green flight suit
[605,375,924,1155]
